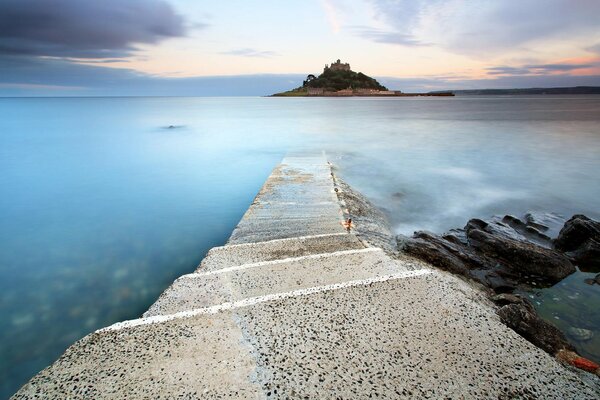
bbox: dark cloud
[0,0,187,58]
[486,63,596,76]
[0,56,304,96]
[349,26,427,46]
[220,48,279,58]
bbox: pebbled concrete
[198,232,365,272]
[145,247,418,317]
[12,154,600,399]
[228,154,346,244]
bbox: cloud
[0,56,304,96]
[586,43,600,55]
[349,26,427,46]
[362,0,600,56]
[1,54,599,96]
[379,74,600,93]
[220,48,280,58]
[321,0,342,34]
[0,0,188,59]
[486,62,597,76]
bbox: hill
[273,60,390,96]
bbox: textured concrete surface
[12,155,600,399]
[228,154,347,244]
[145,248,412,317]
[198,232,365,272]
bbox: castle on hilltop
[324,59,351,72]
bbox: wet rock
[555,215,600,251]
[466,219,575,282]
[398,231,488,277]
[500,215,553,246]
[525,211,566,234]
[567,327,594,342]
[399,215,576,291]
[497,300,574,355]
[554,215,600,270]
[482,271,516,293]
[568,239,600,272]
[584,273,600,286]
[490,293,525,306]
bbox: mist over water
[1,96,599,397]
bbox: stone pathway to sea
[13,154,599,399]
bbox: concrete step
[145,247,411,317]
[15,266,599,399]
[198,233,365,272]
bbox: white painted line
[210,232,352,252]
[97,268,433,333]
[188,248,381,278]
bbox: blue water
[1,96,599,397]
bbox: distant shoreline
[449,86,600,95]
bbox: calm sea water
[1,96,599,397]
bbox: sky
[1,0,599,96]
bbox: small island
[272,59,454,97]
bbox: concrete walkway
[12,155,599,399]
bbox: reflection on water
[1,96,599,397]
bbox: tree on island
[301,61,387,91]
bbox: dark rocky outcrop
[498,304,572,354]
[494,294,574,354]
[555,215,600,271]
[398,215,576,293]
[465,218,574,281]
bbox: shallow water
[1,96,599,397]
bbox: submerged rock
[567,327,594,342]
[584,273,600,286]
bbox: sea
[1,95,599,398]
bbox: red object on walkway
[570,357,599,373]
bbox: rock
[482,271,516,293]
[583,273,600,286]
[398,233,471,276]
[399,216,575,290]
[554,215,600,271]
[500,215,553,247]
[497,301,574,355]
[466,219,575,282]
[524,211,566,234]
[490,293,525,306]
[399,231,493,277]
[567,238,600,272]
[555,215,600,251]
[567,327,594,342]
